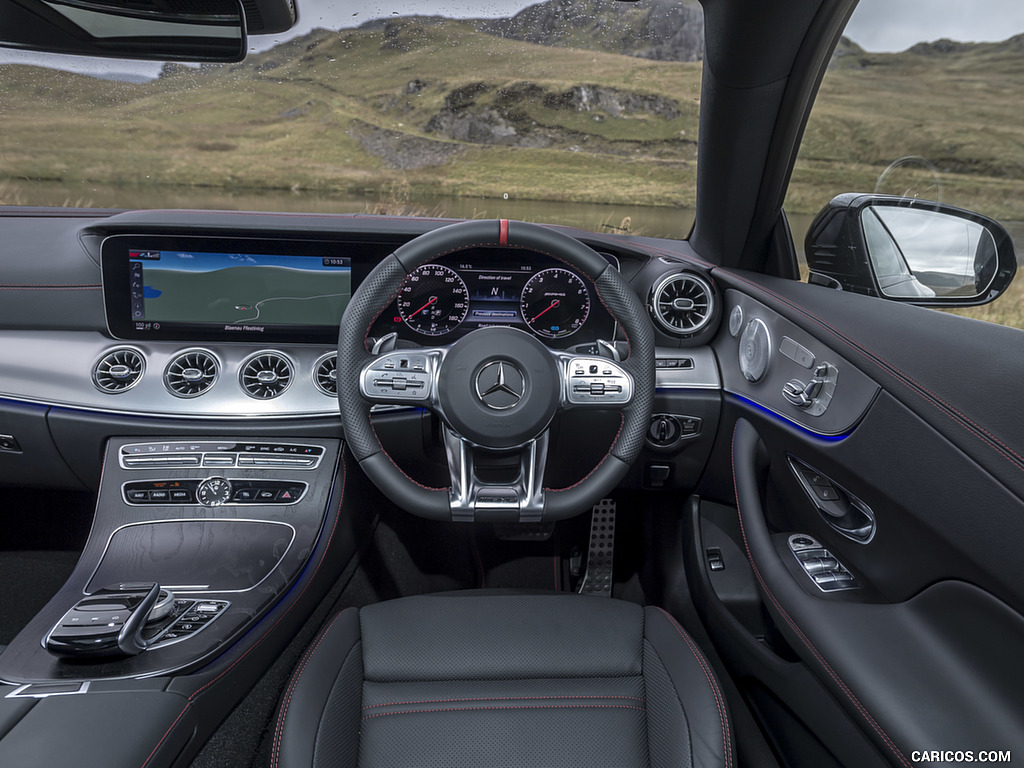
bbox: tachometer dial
[521,268,590,339]
[397,264,469,336]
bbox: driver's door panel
[691,271,1024,766]
[731,417,1024,765]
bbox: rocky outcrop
[542,85,680,119]
[425,107,526,146]
[348,121,464,170]
[479,0,704,62]
[907,38,975,57]
[424,80,682,150]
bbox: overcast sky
[278,0,1024,53]
[846,0,1024,51]
[3,0,1024,77]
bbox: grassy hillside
[790,35,1024,220]
[0,19,701,208]
[1,19,1024,219]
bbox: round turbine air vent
[649,271,716,338]
[313,352,338,397]
[93,348,145,393]
[240,351,293,399]
[164,349,219,398]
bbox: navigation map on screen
[129,250,351,330]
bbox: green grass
[946,275,1024,329]
[7,22,1024,328]
[1,19,1024,220]
[790,40,1024,219]
[0,19,702,206]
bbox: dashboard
[9,209,850,433]
[0,223,648,423]
[0,208,882,530]
[0,211,874,442]
[101,235,616,349]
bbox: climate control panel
[119,441,324,470]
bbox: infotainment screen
[102,235,392,343]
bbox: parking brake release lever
[45,582,173,658]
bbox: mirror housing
[0,0,249,62]
[804,194,1017,307]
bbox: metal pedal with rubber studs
[578,499,615,597]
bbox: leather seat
[273,593,734,768]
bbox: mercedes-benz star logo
[474,361,526,410]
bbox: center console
[0,436,342,682]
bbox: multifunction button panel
[141,598,230,648]
[119,441,324,470]
[566,357,632,405]
[362,353,432,401]
[123,478,307,507]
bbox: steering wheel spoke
[442,425,549,523]
[339,219,654,521]
[359,347,446,408]
[555,353,634,409]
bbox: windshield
[0,0,704,239]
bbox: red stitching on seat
[730,424,912,768]
[653,608,733,768]
[271,607,356,768]
[362,694,645,710]
[361,703,646,721]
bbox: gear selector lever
[45,582,174,658]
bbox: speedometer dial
[521,268,590,339]
[397,264,470,336]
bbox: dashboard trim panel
[83,518,298,596]
[0,333,723,419]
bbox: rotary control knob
[196,477,232,507]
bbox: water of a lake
[0,180,694,240]
[4,180,1023,261]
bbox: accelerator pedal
[578,499,616,596]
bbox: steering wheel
[337,219,655,522]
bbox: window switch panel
[788,534,859,592]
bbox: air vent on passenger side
[93,348,145,394]
[240,352,293,399]
[649,271,717,338]
[164,350,219,398]
[313,353,338,397]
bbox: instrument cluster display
[374,249,615,346]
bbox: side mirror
[804,194,1017,307]
[0,0,247,62]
